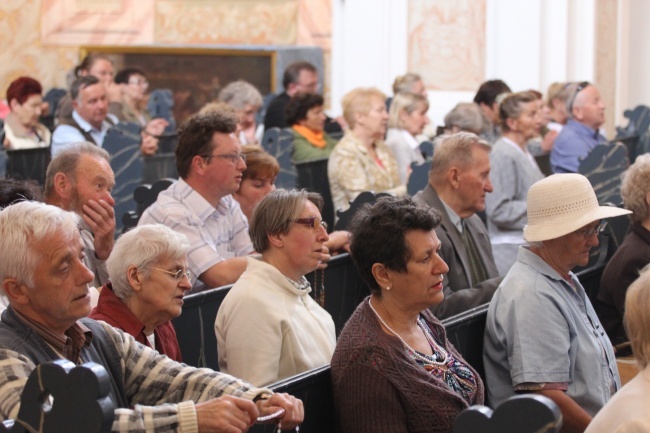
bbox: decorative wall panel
[408,0,485,91]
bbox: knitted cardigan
[331,298,484,433]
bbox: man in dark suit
[413,132,502,319]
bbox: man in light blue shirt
[550,82,607,173]
[51,76,118,156]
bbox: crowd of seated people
[2,54,649,433]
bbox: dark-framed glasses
[201,153,246,164]
[568,81,590,113]
[295,216,328,231]
[144,267,192,282]
[575,222,604,239]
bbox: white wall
[623,0,650,114]
[330,0,602,127]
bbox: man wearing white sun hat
[483,173,631,433]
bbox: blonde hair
[388,92,428,129]
[341,87,386,129]
[624,264,650,368]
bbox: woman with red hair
[2,76,50,150]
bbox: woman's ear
[267,232,284,249]
[371,263,391,290]
[505,116,518,132]
[126,265,143,292]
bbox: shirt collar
[399,129,420,150]
[72,110,110,134]
[439,196,463,232]
[12,308,92,363]
[175,178,228,220]
[566,119,600,139]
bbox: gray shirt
[483,246,619,416]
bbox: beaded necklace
[368,298,448,366]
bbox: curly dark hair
[285,92,324,126]
[349,196,441,295]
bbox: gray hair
[249,189,323,253]
[443,102,483,134]
[217,80,263,111]
[107,224,190,300]
[0,201,80,290]
[429,132,491,186]
[388,92,429,129]
[44,142,110,200]
[70,75,101,102]
[392,73,423,94]
[499,91,537,131]
[621,154,650,224]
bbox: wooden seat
[103,123,144,233]
[453,394,561,433]
[171,284,233,370]
[249,366,336,433]
[2,359,114,433]
[334,191,391,231]
[5,146,51,186]
[407,161,430,196]
[441,303,489,384]
[261,127,296,188]
[577,142,629,205]
[615,105,650,163]
[295,157,334,230]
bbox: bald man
[550,82,608,173]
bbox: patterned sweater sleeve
[101,321,271,433]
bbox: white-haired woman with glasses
[215,189,336,387]
[90,224,191,362]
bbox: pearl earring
[386,285,391,291]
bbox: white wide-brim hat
[524,173,631,242]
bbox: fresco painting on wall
[82,47,273,124]
[154,0,298,45]
[408,0,485,91]
[42,0,155,45]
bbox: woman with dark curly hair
[331,195,483,433]
[285,92,338,162]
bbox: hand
[144,118,169,137]
[140,132,159,156]
[256,393,304,430]
[82,198,115,261]
[317,245,331,270]
[196,395,258,433]
[541,129,558,153]
[324,230,351,255]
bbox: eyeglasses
[144,267,192,282]
[128,78,149,88]
[575,222,604,239]
[295,216,328,231]
[568,81,590,113]
[201,153,247,164]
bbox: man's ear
[53,172,73,202]
[3,278,31,306]
[447,166,461,189]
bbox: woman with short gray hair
[218,80,264,144]
[90,224,191,362]
[598,154,650,349]
[215,188,336,386]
